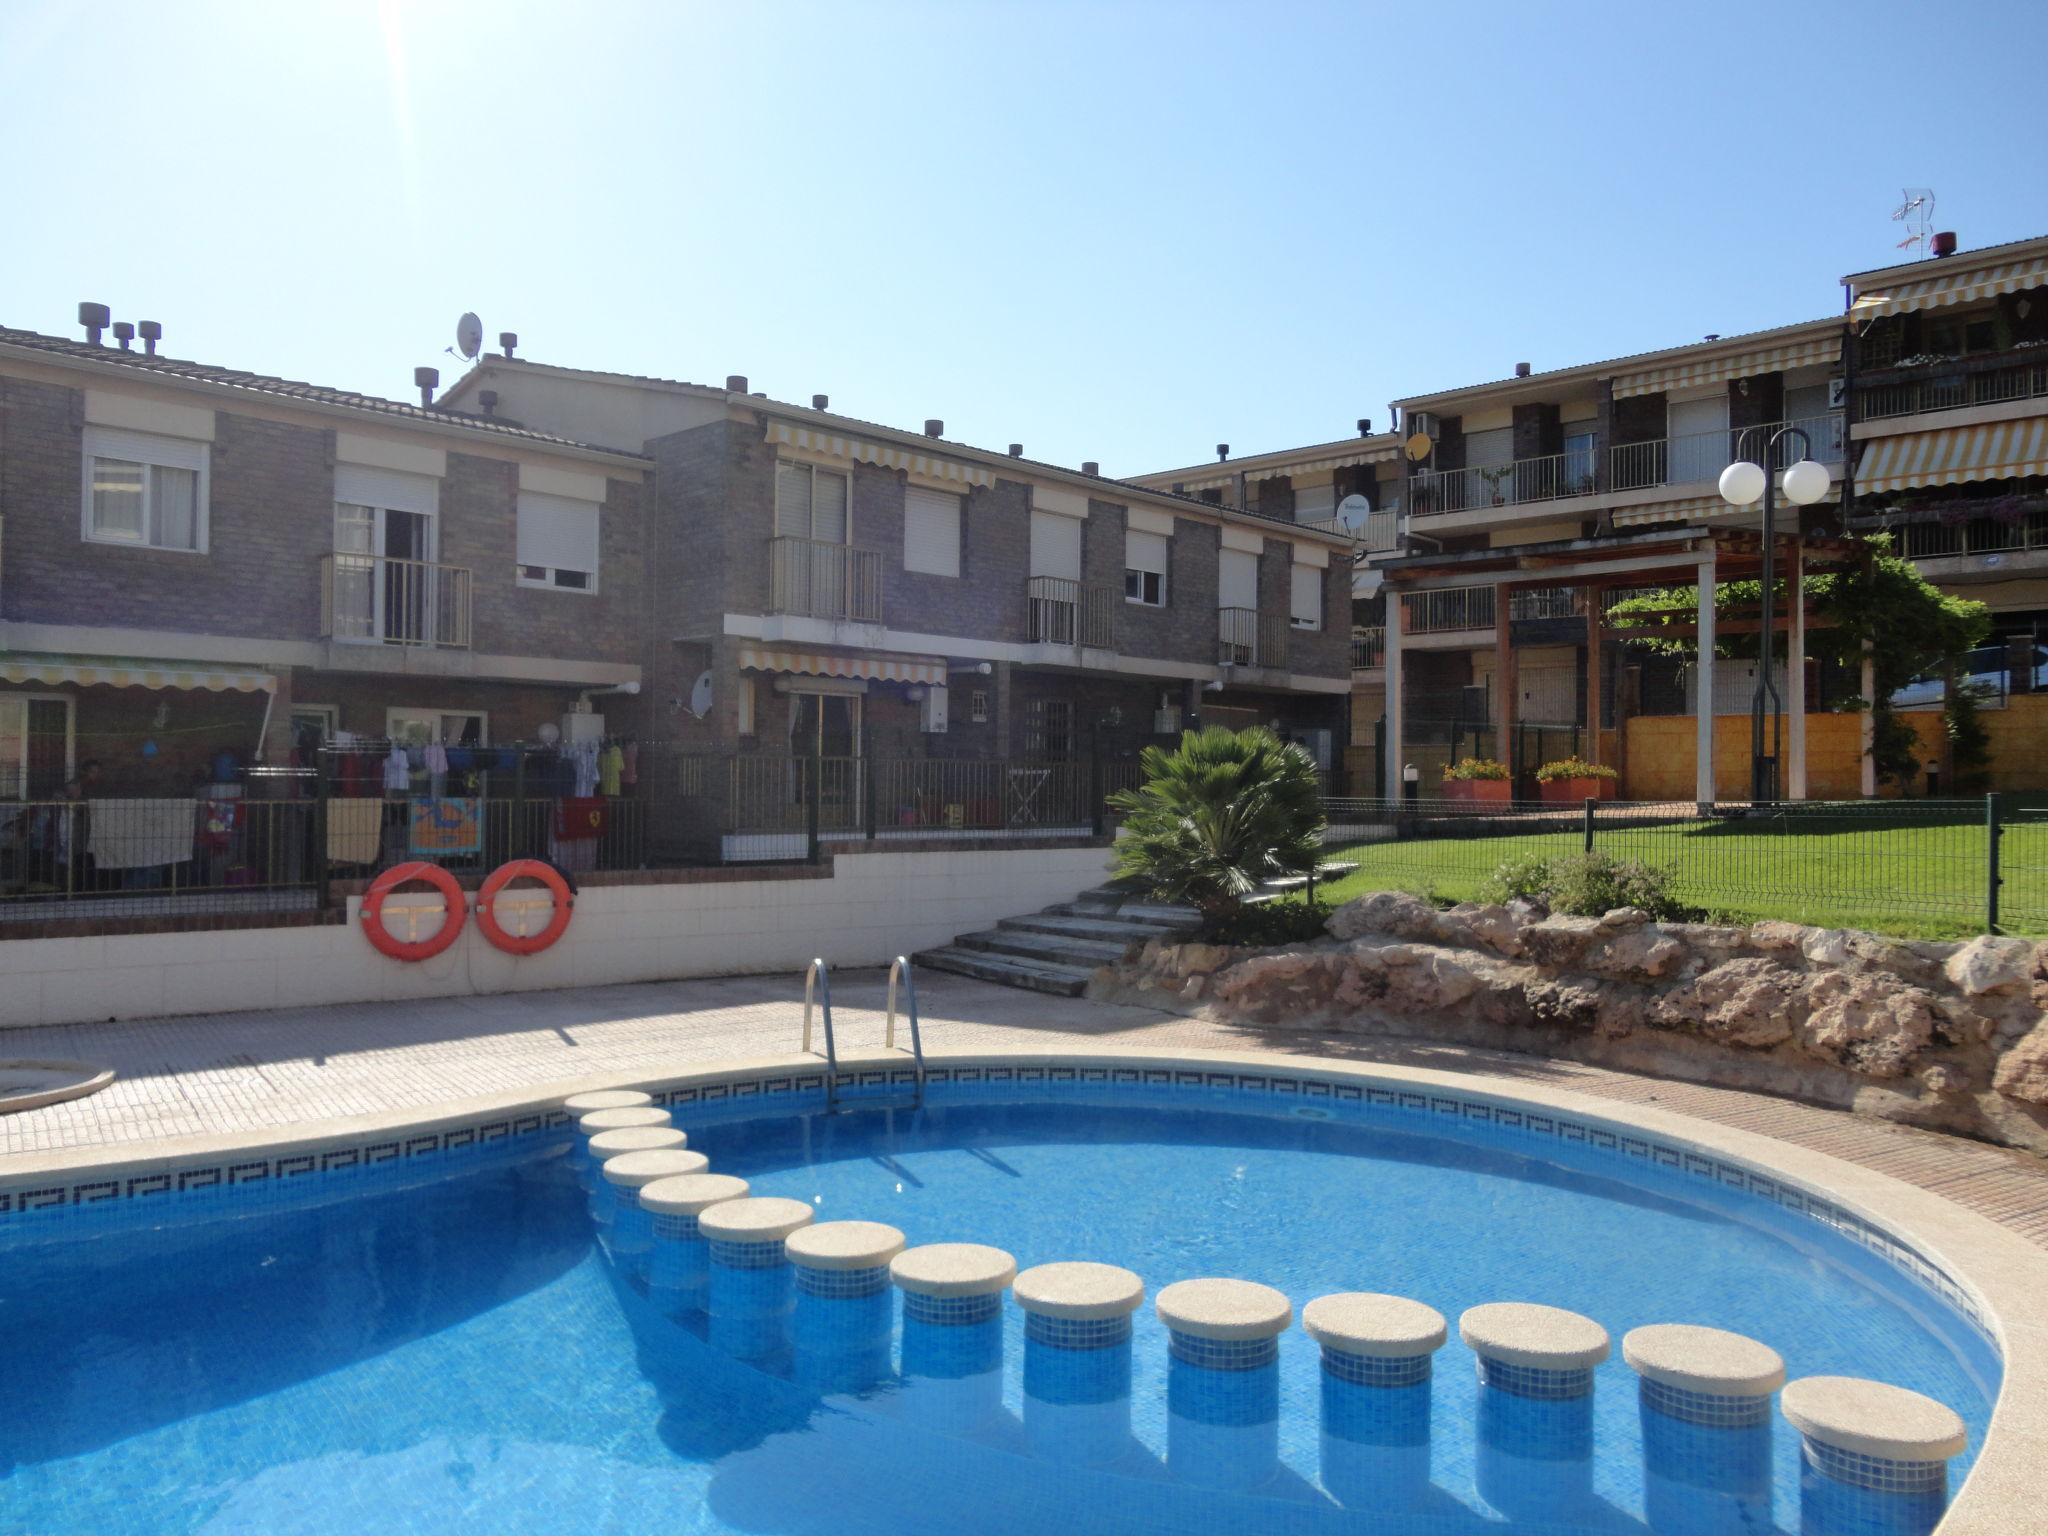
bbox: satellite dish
[688,671,714,719]
[1335,494,1372,534]
[455,312,484,361]
[1404,432,1434,462]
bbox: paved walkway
[5,970,2047,1248]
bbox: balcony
[1350,625,1385,669]
[1507,586,1585,621]
[1858,355,2048,422]
[1410,449,1597,516]
[1026,576,1115,648]
[769,537,882,624]
[1610,412,1846,493]
[320,553,472,648]
[1892,511,2048,562]
[1218,607,1288,670]
[1402,585,1495,635]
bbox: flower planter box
[1443,778,1512,805]
[1539,777,1617,804]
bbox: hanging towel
[326,798,385,866]
[598,743,623,797]
[572,740,600,798]
[554,797,608,840]
[88,799,198,871]
[621,742,638,786]
[383,744,412,793]
[425,741,449,776]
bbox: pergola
[1376,526,1870,809]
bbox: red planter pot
[1538,777,1618,804]
[1443,778,1512,805]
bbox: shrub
[1442,757,1510,782]
[1533,757,1618,784]
[1203,898,1333,948]
[1108,726,1326,918]
[1478,851,1695,922]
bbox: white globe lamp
[1780,459,1831,506]
[1717,460,1766,508]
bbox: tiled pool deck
[4,969,2046,1253]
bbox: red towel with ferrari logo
[554,797,608,840]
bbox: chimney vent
[1216,443,1230,461]
[1357,417,1371,435]
[112,321,135,351]
[1082,460,1100,476]
[924,419,944,438]
[812,394,829,410]
[498,331,518,358]
[78,302,110,345]
[478,389,499,415]
[726,374,748,393]
[137,320,161,355]
[1171,482,1186,495]
[414,366,439,408]
[1931,230,1958,258]
[1514,361,1531,378]
[1703,333,1720,342]
[1009,443,1024,457]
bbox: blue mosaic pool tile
[1320,1346,1431,1388]
[1168,1330,1278,1371]
[707,1237,787,1271]
[1641,1376,1773,1428]
[1476,1355,1596,1400]
[901,1289,1001,1326]
[1024,1312,1132,1350]
[1804,1439,1949,1494]
[793,1262,890,1298]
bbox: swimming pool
[0,1059,2010,1535]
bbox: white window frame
[775,460,852,544]
[1289,564,1324,631]
[902,486,963,578]
[515,490,602,595]
[80,426,210,553]
[0,693,75,801]
[385,708,489,746]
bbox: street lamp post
[1717,430,1832,803]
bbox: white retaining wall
[0,844,1113,1030]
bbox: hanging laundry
[555,796,607,840]
[571,739,600,798]
[598,742,623,797]
[425,740,449,776]
[383,743,412,793]
[621,741,638,787]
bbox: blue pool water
[0,1087,1999,1535]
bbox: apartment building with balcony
[0,321,650,802]
[433,357,1355,788]
[1842,234,2048,661]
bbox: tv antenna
[449,312,484,362]
[1891,189,1934,256]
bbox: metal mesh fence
[1317,797,2045,938]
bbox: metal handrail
[886,954,927,1100]
[802,956,839,1103]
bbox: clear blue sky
[3,0,2043,475]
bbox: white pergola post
[1696,552,1717,812]
[1788,544,1808,800]
[1384,590,1405,802]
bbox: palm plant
[1108,726,1327,918]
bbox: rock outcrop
[1097,895,2048,1155]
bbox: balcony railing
[1410,450,1597,516]
[1403,585,1496,635]
[1894,512,2048,561]
[1610,412,1846,493]
[1218,607,1288,669]
[1026,577,1115,647]
[1508,586,1584,621]
[1350,625,1385,669]
[320,553,472,648]
[1859,357,2048,422]
[769,537,882,623]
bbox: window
[1029,509,1083,580]
[775,461,849,543]
[1292,484,1337,524]
[0,695,73,799]
[386,709,486,747]
[1026,698,1075,760]
[968,689,989,723]
[1290,565,1323,630]
[903,486,962,577]
[516,490,601,592]
[1124,528,1168,606]
[82,427,207,551]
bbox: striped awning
[1857,419,2048,494]
[0,654,276,692]
[1178,445,1400,494]
[1614,334,1841,399]
[763,421,995,489]
[737,644,947,686]
[1612,495,1729,529]
[1849,255,2048,319]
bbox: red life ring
[360,861,467,961]
[475,859,575,955]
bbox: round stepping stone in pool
[1157,1279,1292,1369]
[1781,1376,1967,1464]
[587,1125,687,1159]
[697,1196,817,1246]
[563,1088,653,1116]
[892,1243,1017,1325]
[1624,1324,1784,1426]
[577,1106,673,1138]
[1303,1293,1446,1387]
[601,1148,710,1191]
[1015,1262,1144,1348]
[639,1172,750,1217]
[1460,1303,1609,1397]
[786,1220,907,1272]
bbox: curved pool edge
[3,1040,2043,1535]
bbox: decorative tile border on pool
[0,1058,1994,1355]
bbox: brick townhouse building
[0,320,651,836]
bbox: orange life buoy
[360,861,467,961]
[475,858,575,955]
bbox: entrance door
[788,691,862,820]
[334,505,437,643]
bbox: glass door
[334,505,437,644]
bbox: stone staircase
[915,883,1201,996]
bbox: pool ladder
[802,956,926,1111]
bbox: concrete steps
[955,928,1131,967]
[911,946,1097,997]
[916,885,1201,997]
[997,912,1169,946]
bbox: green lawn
[1305,809,2048,940]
